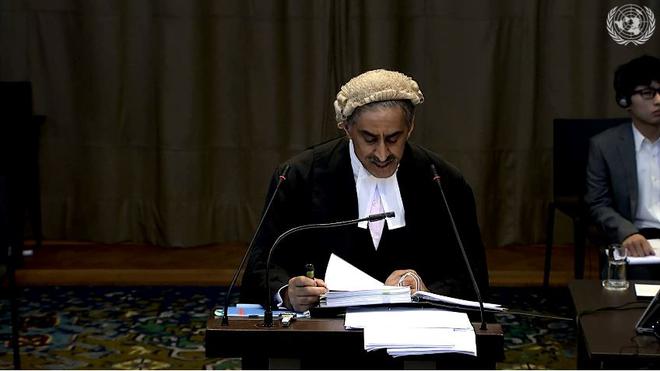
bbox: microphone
[221,164,290,326]
[263,211,395,327]
[430,164,487,331]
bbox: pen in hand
[305,263,316,286]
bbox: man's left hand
[385,269,428,293]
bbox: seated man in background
[586,55,660,277]
[240,69,489,311]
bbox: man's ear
[407,118,415,139]
[339,122,351,139]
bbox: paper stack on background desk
[635,283,660,297]
[345,307,476,357]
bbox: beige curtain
[1,0,659,247]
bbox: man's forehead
[358,127,404,136]
[352,108,408,128]
[354,117,408,134]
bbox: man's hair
[614,55,660,103]
[345,100,415,128]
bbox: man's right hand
[283,276,327,312]
[622,233,655,257]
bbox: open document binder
[314,254,504,314]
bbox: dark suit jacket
[240,137,489,306]
[585,122,639,243]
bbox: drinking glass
[602,244,629,290]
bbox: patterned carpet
[0,286,575,369]
[491,287,577,369]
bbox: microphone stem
[222,166,288,326]
[433,175,487,331]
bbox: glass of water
[602,244,629,290]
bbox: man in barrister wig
[241,69,489,312]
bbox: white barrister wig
[333,69,424,125]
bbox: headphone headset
[613,67,631,108]
[617,95,631,108]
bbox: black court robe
[240,137,489,306]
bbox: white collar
[348,139,406,230]
[632,122,660,153]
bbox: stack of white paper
[344,306,472,329]
[320,254,412,307]
[322,286,412,307]
[346,307,476,357]
[634,283,660,297]
[365,327,476,357]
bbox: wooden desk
[206,315,504,369]
[569,280,660,369]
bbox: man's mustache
[368,155,397,166]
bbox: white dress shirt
[349,140,406,249]
[632,123,660,230]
